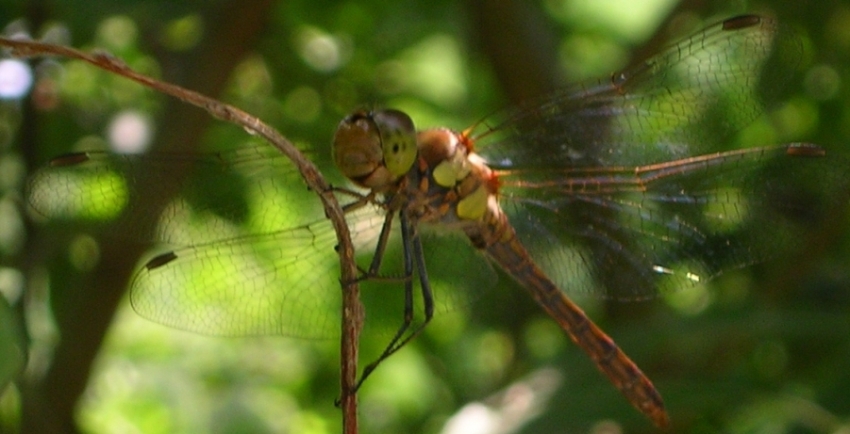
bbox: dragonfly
[27,15,843,427]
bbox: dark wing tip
[722,14,763,31]
[145,251,178,270]
[785,143,827,157]
[48,152,92,167]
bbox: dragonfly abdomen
[481,218,670,427]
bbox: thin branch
[1,37,362,434]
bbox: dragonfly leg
[354,211,435,392]
[337,189,400,279]
[334,207,409,287]
[336,186,401,280]
[334,186,376,208]
[337,188,411,283]
[366,210,396,275]
[342,210,412,285]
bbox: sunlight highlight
[0,59,32,99]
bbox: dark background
[1,0,850,433]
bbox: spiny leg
[354,211,435,391]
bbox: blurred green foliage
[1,0,850,433]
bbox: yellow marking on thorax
[432,154,471,188]
[456,184,489,220]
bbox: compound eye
[372,109,417,178]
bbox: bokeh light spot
[96,16,138,50]
[295,26,349,72]
[107,110,153,153]
[161,15,204,52]
[0,59,33,99]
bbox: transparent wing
[481,15,802,168]
[475,16,844,300]
[27,146,323,246]
[129,206,386,338]
[499,144,847,300]
[27,146,396,338]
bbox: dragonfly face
[332,109,418,191]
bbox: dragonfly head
[333,109,418,190]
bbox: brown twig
[1,37,362,434]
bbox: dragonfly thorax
[334,109,503,236]
[416,128,469,187]
[406,127,502,227]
